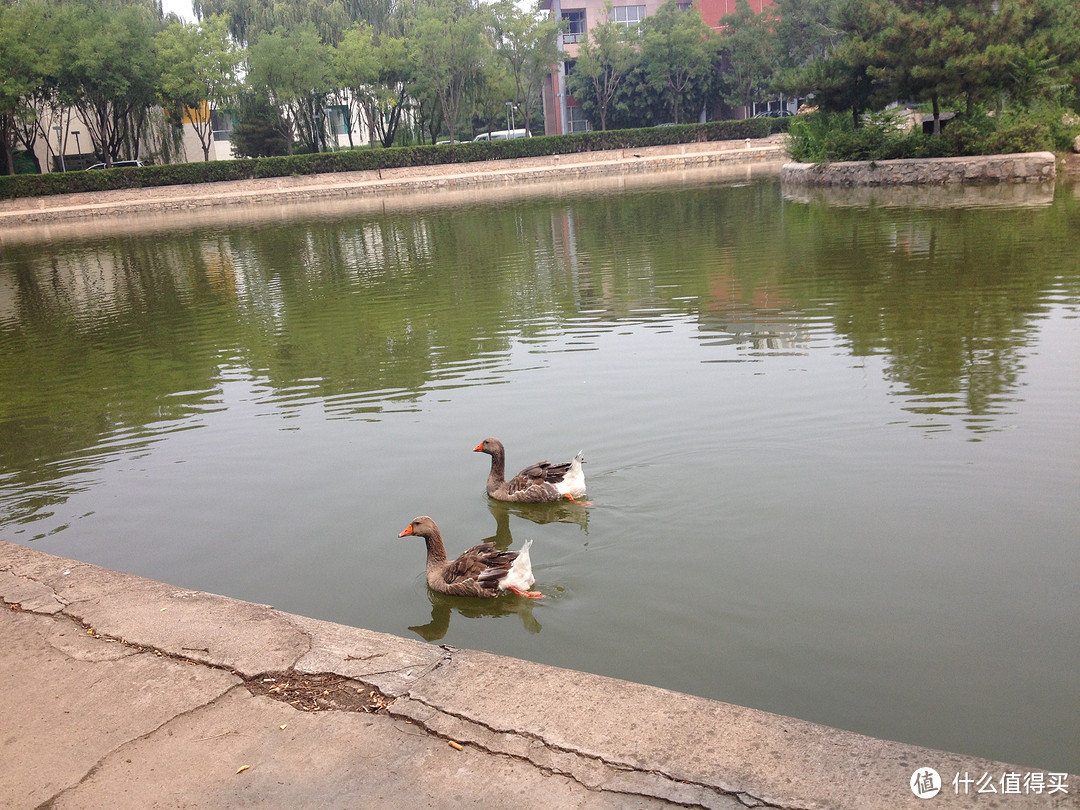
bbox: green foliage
[247,25,334,154]
[155,16,245,161]
[786,106,1079,163]
[0,119,783,200]
[954,105,1080,154]
[777,0,1080,132]
[565,5,639,131]
[489,0,564,136]
[639,2,718,125]
[63,3,163,166]
[229,96,292,157]
[716,0,778,112]
[409,0,489,143]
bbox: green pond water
[1,171,1078,772]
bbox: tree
[640,1,717,125]
[771,0,843,69]
[489,0,564,135]
[780,0,1080,133]
[567,3,638,131]
[332,22,381,146]
[62,3,162,166]
[156,15,244,161]
[782,0,893,128]
[715,0,777,115]
[1030,0,1080,110]
[228,94,292,156]
[0,0,53,174]
[608,61,670,128]
[973,0,1080,111]
[246,25,334,154]
[195,0,351,47]
[874,2,978,134]
[471,51,516,137]
[409,0,489,143]
[334,23,413,147]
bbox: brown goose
[473,437,586,503]
[398,516,543,599]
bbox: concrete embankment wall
[781,151,1057,186]
[0,138,786,227]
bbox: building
[33,101,361,174]
[538,0,775,135]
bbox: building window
[567,105,591,133]
[675,1,691,9]
[561,9,586,44]
[211,110,234,141]
[328,105,350,135]
[609,5,645,26]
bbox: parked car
[472,129,528,141]
[752,110,794,118]
[86,159,145,170]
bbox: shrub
[786,105,1079,164]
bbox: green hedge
[0,118,786,201]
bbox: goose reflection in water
[408,588,543,641]
[485,496,591,534]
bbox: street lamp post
[54,126,66,172]
[72,130,81,159]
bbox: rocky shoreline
[781,151,1058,186]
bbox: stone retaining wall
[1,138,787,227]
[781,151,1057,186]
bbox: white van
[472,129,529,141]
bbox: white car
[472,129,528,141]
[87,159,145,170]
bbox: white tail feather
[557,451,587,499]
[500,538,535,592]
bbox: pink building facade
[539,0,776,135]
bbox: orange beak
[473,443,483,452]
[399,525,414,537]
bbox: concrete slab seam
[387,692,781,810]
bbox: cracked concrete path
[2,540,1075,810]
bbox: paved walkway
[2,540,1075,809]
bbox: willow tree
[194,0,351,46]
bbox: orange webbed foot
[562,494,593,506]
[508,586,545,599]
